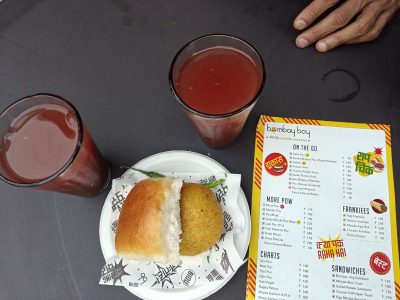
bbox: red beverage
[170,35,265,148]
[0,94,110,196]
[175,47,262,115]
[1,103,78,182]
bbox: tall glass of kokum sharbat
[170,34,265,148]
[0,94,110,196]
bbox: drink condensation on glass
[170,34,265,148]
[0,94,110,196]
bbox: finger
[314,2,383,52]
[294,0,340,30]
[347,9,396,44]
[296,0,363,48]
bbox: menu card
[246,116,399,300]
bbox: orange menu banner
[246,116,399,300]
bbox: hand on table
[294,0,400,52]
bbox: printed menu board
[246,116,399,300]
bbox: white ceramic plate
[99,150,251,300]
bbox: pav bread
[115,177,224,263]
[115,177,183,264]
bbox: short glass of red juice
[170,34,265,148]
[0,94,110,196]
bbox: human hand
[294,0,400,52]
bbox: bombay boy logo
[266,124,311,138]
[264,153,288,176]
[353,147,385,177]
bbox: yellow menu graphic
[246,116,399,300]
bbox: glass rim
[169,33,266,119]
[0,93,84,187]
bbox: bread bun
[115,177,182,264]
[179,183,224,256]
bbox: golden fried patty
[179,183,224,256]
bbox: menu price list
[251,121,397,300]
[298,263,310,299]
[342,206,387,242]
[303,208,313,251]
[330,269,394,299]
[288,152,321,197]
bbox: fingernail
[297,38,309,48]
[317,41,328,52]
[294,19,307,30]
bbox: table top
[0,1,399,299]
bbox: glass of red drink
[170,34,265,148]
[0,94,110,196]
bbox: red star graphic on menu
[374,147,383,155]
